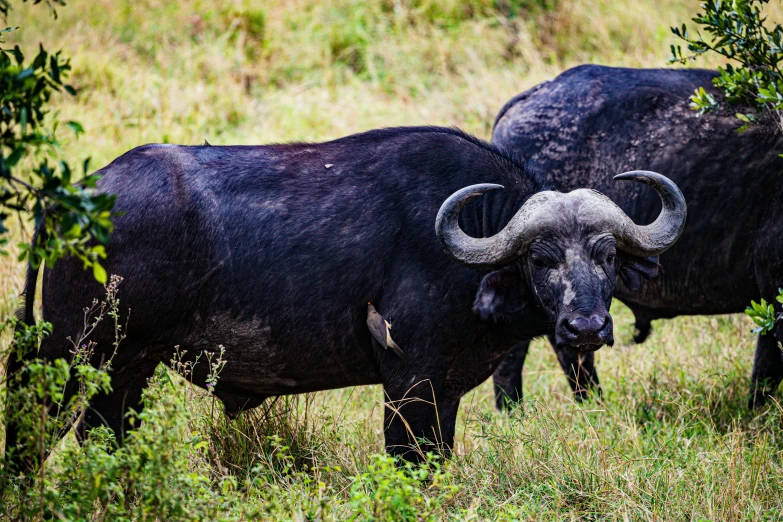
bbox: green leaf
[32,44,47,69]
[12,44,23,65]
[92,262,107,284]
[6,147,25,167]
[66,120,84,135]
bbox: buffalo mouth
[561,343,604,353]
[574,343,603,353]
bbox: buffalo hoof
[496,395,523,411]
[574,384,602,403]
[574,388,590,402]
[748,389,772,410]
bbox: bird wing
[367,315,386,347]
[385,330,407,360]
[387,337,407,361]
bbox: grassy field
[3,0,783,519]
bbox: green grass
[3,0,783,519]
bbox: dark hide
[491,65,783,409]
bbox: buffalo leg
[633,314,653,344]
[382,375,450,463]
[748,332,783,409]
[76,361,157,446]
[434,397,461,458]
[551,335,601,401]
[4,333,81,475]
[492,340,530,410]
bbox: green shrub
[347,453,458,521]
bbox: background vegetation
[2,0,783,519]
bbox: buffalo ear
[618,254,661,292]
[473,265,527,322]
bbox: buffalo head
[435,171,686,352]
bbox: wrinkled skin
[491,65,783,409]
[4,126,656,473]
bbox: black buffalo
[4,126,685,470]
[491,65,783,409]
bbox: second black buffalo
[492,65,783,409]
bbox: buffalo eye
[531,255,553,269]
[606,254,616,265]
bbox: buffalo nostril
[592,314,610,332]
[565,316,587,335]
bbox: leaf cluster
[745,289,783,334]
[671,0,783,133]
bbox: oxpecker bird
[367,303,407,360]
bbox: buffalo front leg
[492,340,530,411]
[382,374,452,463]
[551,335,601,401]
[748,331,783,409]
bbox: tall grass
[2,0,783,519]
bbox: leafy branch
[745,290,783,334]
[1,2,115,281]
[670,0,783,133]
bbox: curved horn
[607,170,687,256]
[436,183,564,268]
[435,184,509,268]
